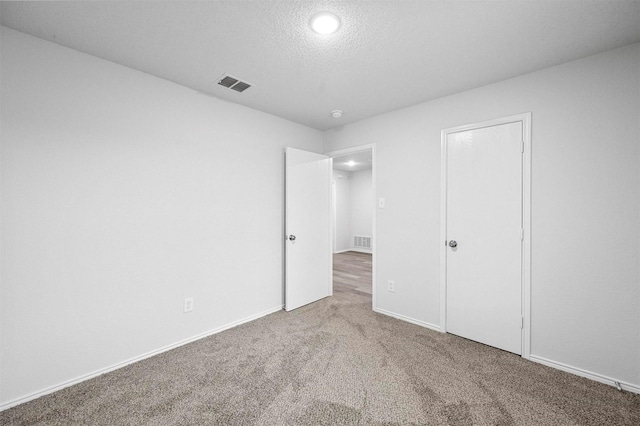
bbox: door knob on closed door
[288,234,296,241]
[449,240,457,248]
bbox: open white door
[285,147,332,311]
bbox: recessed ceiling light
[310,13,341,35]
[346,161,356,167]
[331,110,343,118]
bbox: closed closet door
[445,121,523,354]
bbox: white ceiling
[1,1,639,131]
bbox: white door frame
[440,113,532,359]
[326,144,377,310]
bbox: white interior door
[445,121,523,354]
[285,147,332,311]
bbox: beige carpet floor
[2,281,639,425]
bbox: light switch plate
[184,297,194,313]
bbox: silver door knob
[288,234,296,241]
[448,240,457,248]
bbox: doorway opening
[328,145,376,308]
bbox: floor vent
[217,74,252,93]
[353,235,372,250]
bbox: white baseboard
[373,307,441,333]
[334,248,372,254]
[0,305,284,412]
[371,312,639,395]
[6,307,637,412]
[530,354,640,395]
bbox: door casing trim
[439,113,532,359]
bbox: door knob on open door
[449,240,457,248]
[288,234,296,241]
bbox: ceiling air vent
[217,74,252,93]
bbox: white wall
[0,27,323,406]
[349,170,372,241]
[332,169,372,252]
[332,170,351,252]
[324,44,640,390]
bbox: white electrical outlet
[388,280,395,292]
[184,297,194,313]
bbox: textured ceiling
[1,1,639,130]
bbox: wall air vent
[353,235,372,250]
[217,74,252,93]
